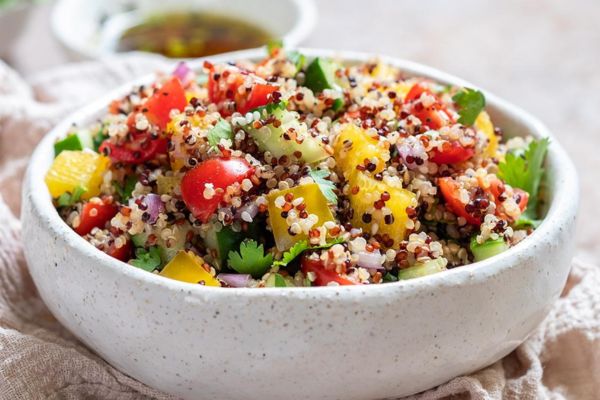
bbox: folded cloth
[0,56,598,400]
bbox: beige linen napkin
[0,56,598,400]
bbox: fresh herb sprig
[227,240,274,278]
[453,88,486,126]
[113,176,137,202]
[273,237,345,268]
[498,138,550,223]
[130,246,162,272]
[309,168,338,204]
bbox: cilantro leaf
[207,119,233,147]
[498,138,550,220]
[227,240,274,278]
[309,168,338,204]
[130,246,162,272]
[452,88,486,126]
[273,237,345,268]
[113,175,137,202]
[57,186,86,207]
[273,240,310,268]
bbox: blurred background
[1,0,598,262]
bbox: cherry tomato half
[437,177,483,225]
[181,157,255,223]
[301,256,356,286]
[75,199,119,236]
[487,177,529,215]
[430,141,475,164]
[405,83,454,130]
[438,176,529,226]
[99,136,168,165]
[144,76,187,129]
[106,239,132,262]
[239,83,279,114]
[207,65,277,116]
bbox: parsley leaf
[309,168,338,204]
[130,246,162,272]
[452,88,486,126]
[227,240,274,278]
[498,138,550,220]
[273,240,310,268]
[273,237,345,268]
[207,119,233,147]
[113,175,137,202]
[57,186,86,207]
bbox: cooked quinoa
[45,46,549,288]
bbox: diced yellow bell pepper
[349,172,417,247]
[333,124,389,179]
[185,91,203,104]
[167,113,215,171]
[156,175,182,195]
[389,81,414,101]
[159,250,220,286]
[267,183,334,251]
[370,62,398,80]
[475,111,498,158]
[45,150,109,200]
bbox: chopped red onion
[235,202,258,222]
[397,136,427,169]
[217,273,251,288]
[172,62,192,83]
[142,193,164,224]
[357,251,385,270]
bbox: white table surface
[6,0,600,262]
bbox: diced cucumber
[304,58,339,93]
[470,236,508,262]
[158,222,192,263]
[53,130,95,156]
[131,232,148,247]
[398,258,448,280]
[246,108,328,164]
[77,129,94,149]
[131,224,191,265]
[265,273,292,287]
[157,175,181,195]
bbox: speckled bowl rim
[25,48,579,299]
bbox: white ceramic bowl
[51,0,317,60]
[22,49,578,400]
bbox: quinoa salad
[45,45,549,288]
